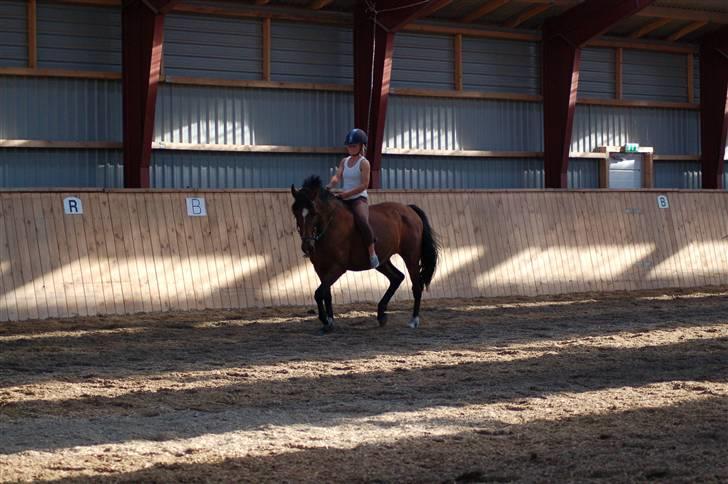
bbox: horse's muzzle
[301,239,315,257]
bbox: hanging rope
[361,0,438,136]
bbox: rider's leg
[350,199,379,268]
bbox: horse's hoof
[408,317,420,329]
[318,324,334,335]
[377,313,388,327]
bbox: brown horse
[291,175,439,333]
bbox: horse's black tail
[408,205,440,290]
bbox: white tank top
[341,156,368,200]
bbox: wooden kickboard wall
[0,190,726,322]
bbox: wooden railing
[1,190,727,322]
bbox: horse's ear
[290,184,298,198]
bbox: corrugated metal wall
[392,33,453,90]
[271,22,351,84]
[0,76,122,140]
[164,13,260,80]
[0,0,27,67]
[578,48,615,99]
[37,1,120,72]
[151,151,337,188]
[571,104,699,154]
[0,149,122,187]
[654,160,701,189]
[0,4,711,189]
[381,156,597,189]
[385,97,543,151]
[462,38,540,94]
[623,49,688,103]
[154,84,352,146]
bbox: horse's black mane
[292,175,335,212]
[301,175,334,202]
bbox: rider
[326,128,379,269]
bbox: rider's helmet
[344,128,368,146]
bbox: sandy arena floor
[1,289,727,483]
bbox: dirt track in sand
[1,289,727,483]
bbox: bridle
[300,204,339,245]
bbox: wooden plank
[50,194,80,317]
[687,53,694,104]
[237,193,267,307]
[80,193,107,315]
[572,193,594,293]
[227,193,256,308]
[109,194,139,314]
[221,192,249,308]
[61,193,91,316]
[558,193,582,293]
[189,193,222,309]
[504,4,552,29]
[32,194,62,317]
[668,21,707,42]
[178,193,207,309]
[521,192,546,295]
[123,196,149,312]
[22,195,50,319]
[146,192,176,311]
[0,194,18,321]
[98,192,126,314]
[547,192,571,295]
[161,193,191,310]
[505,192,533,296]
[580,192,605,293]
[693,192,717,287]
[207,193,235,309]
[616,48,623,100]
[712,193,728,285]
[2,195,34,320]
[669,192,696,288]
[27,0,37,68]
[14,196,43,319]
[138,194,163,310]
[454,33,463,91]
[0,67,122,79]
[630,18,672,39]
[86,193,111,314]
[262,18,271,81]
[462,0,513,23]
[620,192,643,291]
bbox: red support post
[121,0,180,188]
[353,0,450,188]
[354,2,394,190]
[700,27,728,189]
[541,0,655,188]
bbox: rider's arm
[326,159,345,189]
[339,159,370,199]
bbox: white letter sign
[186,197,207,216]
[63,197,83,215]
[657,195,669,209]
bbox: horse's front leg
[313,266,345,334]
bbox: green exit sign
[625,143,639,153]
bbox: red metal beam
[542,0,656,188]
[353,0,450,188]
[700,27,728,189]
[121,0,181,188]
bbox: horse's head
[291,175,333,257]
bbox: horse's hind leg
[403,256,424,329]
[375,260,405,326]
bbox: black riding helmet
[345,128,368,146]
